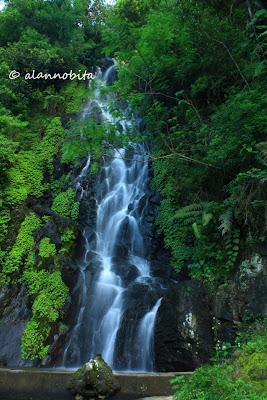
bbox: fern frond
[173,210,203,220]
[176,202,209,214]
[202,212,213,226]
[192,222,201,239]
[172,202,209,221]
[181,216,203,225]
[256,141,267,162]
[218,210,233,235]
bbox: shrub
[51,188,79,220]
[171,364,265,400]
[21,320,51,360]
[37,117,66,174]
[5,152,44,205]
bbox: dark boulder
[111,260,140,286]
[154,253,267,372]
[101,58,115,70]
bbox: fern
[219,210,233,235]
[173,210,203,220]
[174,202,209,214]
[172,202,214,237]
[256,141,267,163]
[202,212,213,226]
[172,202,209,220]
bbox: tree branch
[103,151,221,169]
[197,29,251,91]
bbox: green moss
[59,323,66,332]
[0,208,11,244]
[50,172,71,197]
[243,353,267,393]
[90,161,99,175]
[60,225,77,256]
[42,215,51,224]
[61,229,76,243]
[22,269,50,295]
[1,211,70,360]
[3,118,66,205]
[71,201,79,220]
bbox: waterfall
[62,61,163,372]
[128,297,163,372]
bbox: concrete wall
[0,368,193,400]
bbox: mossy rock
[243,352,267,393]
[68,354,121,400]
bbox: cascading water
[62,61,164,372]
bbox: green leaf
[192,222,201,239]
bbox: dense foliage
[0,0,105,360]
[102,0,267,285]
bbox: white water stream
[62,62,162,371]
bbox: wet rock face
[0,155,85,367]
[154,254,267,372]
[68,354,121,400]
[101,58,114,70]
[101,58,118,86]
[214,253,267,342]
[154,281,213,372]
[0,284,34,367]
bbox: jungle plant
[1,212,42,282]
[39,237,57,258]
[21,271,68,360]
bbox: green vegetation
[61,117,142,167]
[51,188,79,220]
[0,0,105,361]
[1,212,42,283]
[171,319,267,399]
[21,271,68,359]
[102,0,267,284]
[39,238,57,258]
